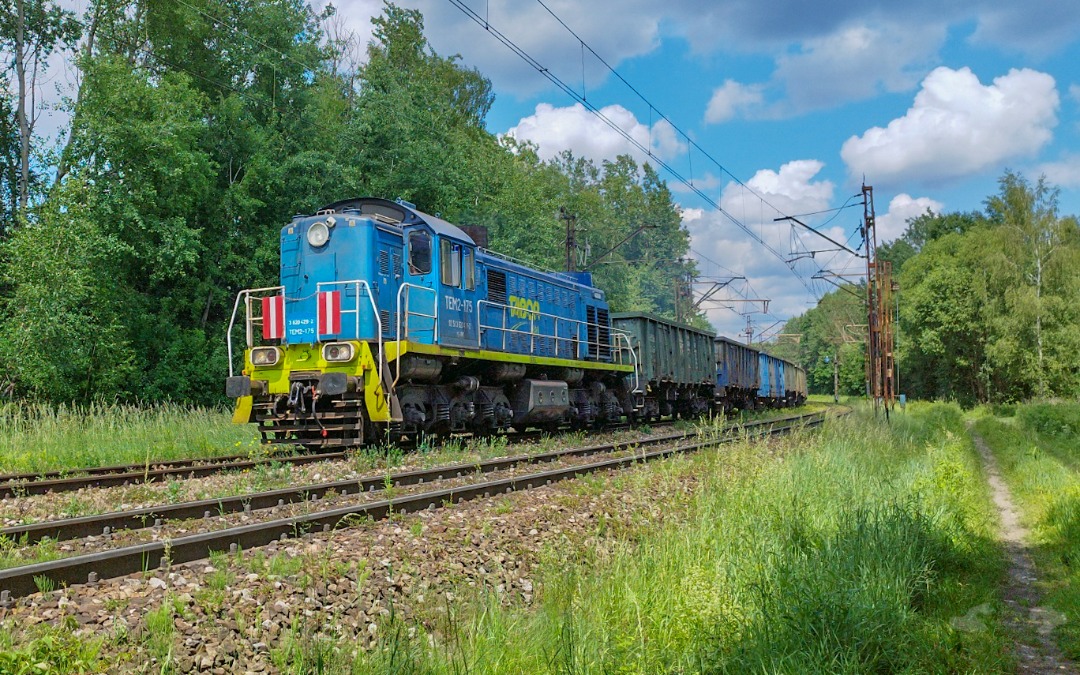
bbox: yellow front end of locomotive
[230,340,392,424]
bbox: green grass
[0,401,261,474]
[975,402,1080,657]
[0,618,105,673]
[0,400,824,478]
[278,403,1010,673]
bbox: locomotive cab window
[408,231,431,275]
[440,239,462,287]
[464,248,475,290]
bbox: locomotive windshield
[408,230,431,274]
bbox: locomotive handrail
[475,300,618,364]
[477,249,582,284]
[226,285,285,378]
[314,280,380,345]
[611,331,642,394]
[394,283,438,388]
[476,300,586,359]
[315,280,385,401]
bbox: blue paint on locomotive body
[279,212,403,344]
[276,197,613,363]
[476,255,611,362]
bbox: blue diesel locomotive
[225,198,805,449]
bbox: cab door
[437,238,477,348]
[401,227,437,344]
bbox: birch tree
[985,172,1074,398]
[0,0,78,222]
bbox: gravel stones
[0,428,796,672]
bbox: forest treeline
[773,172,1080,405]
[0,1,695,404]
[4,1,1076,408]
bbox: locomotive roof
[313,197,476,244]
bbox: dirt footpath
[969,425,1075,673]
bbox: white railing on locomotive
[474,300,642,394]
[314,280,381,344]
[226,285,285,378]
[315,280,387,398]
[477,249,582,284]
[476,299,582,356]
[394,283,439,389]
[395,283,438,342]
[610,330,642,394]
[476,299,611,361]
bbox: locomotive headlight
[322,342,355,363]
[307,221,330,248]
[250,347,281,367]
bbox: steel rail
[0,420,672,497]
[0,453,258,484]
[0,450,352,500]
[0,426,604,498]
[0,414,817,544]
[0,412,824,602]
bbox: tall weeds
[344,404,1008,674]
[0,401,258,473]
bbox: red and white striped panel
[262,295,285,340]
[318,290,341,336]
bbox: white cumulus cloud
[774,22,944,113]
[841,66,1059,186]
[503,102,686,165]
[1037,155,1080,189]
[724,159,835,217]
[681,160,836,336]
[705,80,765,123]
[876,194,944,243]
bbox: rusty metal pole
[559,207,577,273]
[862,184,896,415]
[864,185,881,412]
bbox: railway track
[2,430,692,545]
[0,411,826,601]
[0,425,643,499]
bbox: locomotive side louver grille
[587,306,598,358]
[378,250,390,276]
[488,270,507,304]
[597,308,611,359]
[380,310,391,337]
[392,253,401,278]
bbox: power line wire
[446,0,818,297]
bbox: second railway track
[0,425,640,498]
[0,410,828,601]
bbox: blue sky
[98,0,1080,338]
